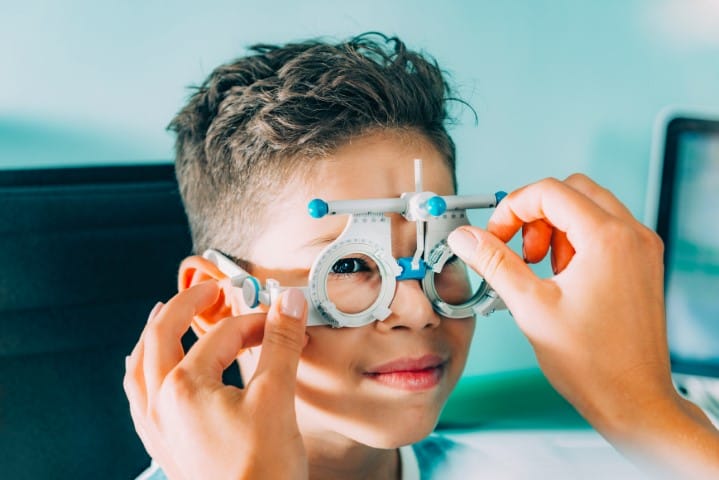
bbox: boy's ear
[178,255,234,337]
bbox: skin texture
[123,286,308,480]
[124,130,475,480]
[447,174,719,479]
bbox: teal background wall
[2,0,718,376]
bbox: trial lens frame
[205,159,507,327]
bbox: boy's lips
[364,354,447,391]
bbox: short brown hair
[169,33,459,261]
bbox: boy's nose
[376,280,440,331]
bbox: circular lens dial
[423,241,489,318]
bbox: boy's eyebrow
[302,233,341,249]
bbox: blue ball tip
[426,196,447,216]
[308,198,329,218]
[495,191,507,205]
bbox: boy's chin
[353,416,439,449]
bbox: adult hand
[448,174,719,478]
[123,282,309,480]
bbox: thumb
[448,226,543,312]
[252,288,307,392]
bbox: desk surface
[439,369,588,430]
[436,370,643,477]
[440,429,644,479]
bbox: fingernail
[281,288,306,320]
[147,301,164,323]
[522,244,528,263]
[448,229,478,258]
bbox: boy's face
[236,130,475,448]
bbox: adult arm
[448,174,719,479]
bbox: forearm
[598,394,719,479]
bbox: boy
[124,33,719,479]
[130,33,488,479]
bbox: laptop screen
[654,114,719,378]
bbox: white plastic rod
[442,194,498,210]
[323,198,407,215]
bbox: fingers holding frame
[179,313,266,386]
[562,173,635,222]
[488,176,639,275]
[550,228,574,274]
[522,219,553,264]
[249,289,308,403]
[488,177,613,250]
[142,281,220,404]
[123,302,165,411]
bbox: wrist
[571,368,682,442]
[593,389,719,478]
[596,388,685,444]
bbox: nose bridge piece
[396,256,427,281]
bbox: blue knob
[494,191,507,205]
[308,198,329,218]
[242,276,261,308]
[426,196,447,216]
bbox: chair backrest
[0,164,193,479]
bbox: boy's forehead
[249,130,454,266]
[310,132,454,197]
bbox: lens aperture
[433,254,474,306]
[326,253,382,314]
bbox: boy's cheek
[446,316,477,361]
[449,315,476,342]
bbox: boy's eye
[445,254,460,265]
[331,257,370,275]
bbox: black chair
[0,164,193,479]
